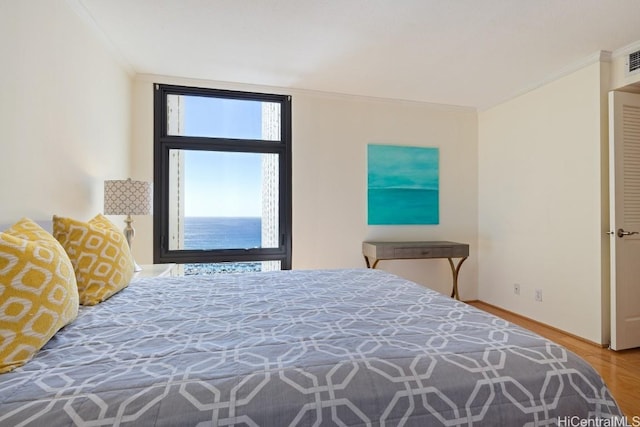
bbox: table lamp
[104,178,153,272]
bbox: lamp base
[123,215,142,273]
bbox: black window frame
[153,84,292,269]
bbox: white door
[609,90,640,350]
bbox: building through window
[153,84,292,273]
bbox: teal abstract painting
[367,144,439,225]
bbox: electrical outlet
[535,289,543,302]
[513,283,520,295]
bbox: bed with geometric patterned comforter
[0,269,623,426]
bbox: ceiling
[72,0,640,109]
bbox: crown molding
[137,73,478,113]
[479,50,611,111]
[612,39,640,59]
[64,0,136,76]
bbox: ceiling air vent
[628,50,640,75]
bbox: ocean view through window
[181,217,266,274]
[154,84,292,271]
[183,217,261,250]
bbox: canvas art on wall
[367,144,439,225]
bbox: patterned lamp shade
[104,179,153,216]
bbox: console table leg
[364,256,380,269]
[448,257,468,300]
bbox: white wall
[0,0,132,224]
[131,75,479,299]
[478,61,609,344]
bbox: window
[153,84,292,271]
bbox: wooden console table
[362,241,469,300]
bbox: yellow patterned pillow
[53,214,134,306]
[0,218,79,373]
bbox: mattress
[0,269,622,426]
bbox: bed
[0,268,623,426]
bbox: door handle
[617,228,639,238]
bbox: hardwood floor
[469,301,640,418]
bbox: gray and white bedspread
[0,269,622,426]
